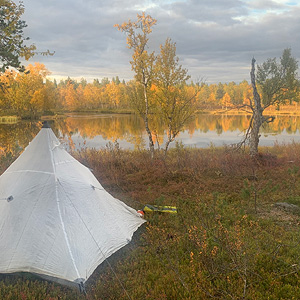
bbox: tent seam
[47,129,81,281]
[4,170,54,175]
[57,180,136,299]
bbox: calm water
[1,113,300,154]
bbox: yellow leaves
[150,84,158,92]
[116,12,157,33]
[208,92,216,103]
[115,13,156,64]
[64,83,78,110]
[30,89,44,110]
[188,225,208,255]
[211,246,218,256]
[83,84,100,108]
[0,69,17,85]
[114,20,131,31]
[0,62,54,115]
[25,62,51,78]
[20,44,37,60]
[190,251,194,264]
[222,92,231,107]
[136,12,157,34]
[104,81,122,108]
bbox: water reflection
[1,114,300,156]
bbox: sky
[20,0,300,84]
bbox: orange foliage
[1,63,300,116]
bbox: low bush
[1,144,300,299]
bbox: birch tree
[153,38,199,152]
[115,13,157,156]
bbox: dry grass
[1,144,300,299]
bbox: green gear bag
[143,204,177,214]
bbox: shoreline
[2,108,300,122]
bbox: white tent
[0,123,145,288]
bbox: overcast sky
[21,0,300,84]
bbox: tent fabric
[0,127,145,286]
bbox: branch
[34,49,55,56]
[232,104,253,114]
[262,115,275,124]
[232,115,254,150]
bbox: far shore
[2,106,300,122]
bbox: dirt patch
[258,202,300,226]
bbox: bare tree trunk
[249,58,263,157]
[249,110,262,157]
[143,84,155,156]
[164,126,173,154]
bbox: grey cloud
[147,1,300,82]
[247,0,286,10]
[159,0,249,26]
[20,0,300,84]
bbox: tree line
[0,62,261,115]
[1,62,298,119]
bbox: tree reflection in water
[1,114,300,156]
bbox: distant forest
[0,62,297,118]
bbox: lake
[1,113,300,155]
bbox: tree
[225,82,237,105]
[115,13,157,155]
[64,81,79,111]
[197,83,210,106]
[247,48,299,156]
[0,68,17,110]
[112,76,120,85]
[221,92,231,110]
[216,82,225,101]
[83,83,102,110]
[13,63,51,117]
[153,38,198,152]
[42,79,58,111]
[0,0,36,73]
[239,80,252,106]
[100,77,110,87]
[105,81,122,108]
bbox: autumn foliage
[1,62,300,120]
[1,143,300,299]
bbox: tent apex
[42,121,51,128]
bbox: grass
[0,116,18,124]
[1,143,300,299]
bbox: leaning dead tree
[237,49,299,156]
[248,58,275,156]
